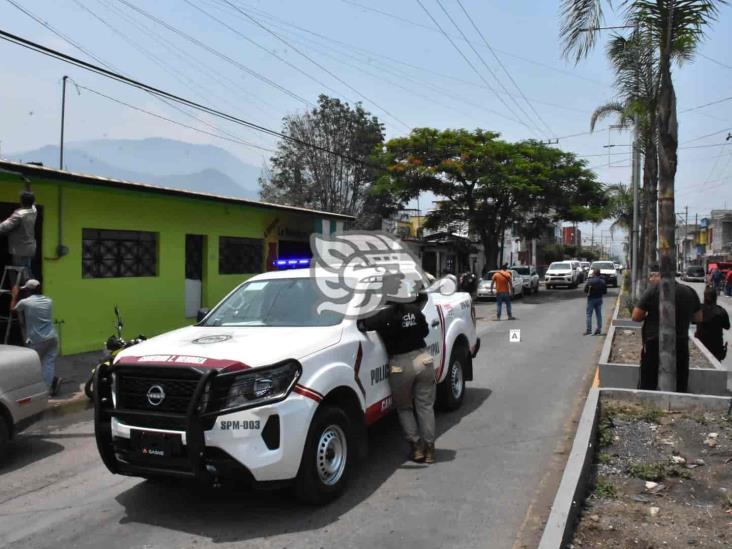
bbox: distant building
[709,210,732,256]
[562,226,581,246]
[0,160,351,354]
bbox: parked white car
[0,345,49,461]
[510,265,540,294]
[476,270,524,300]
[544,261,580,289]
[591,261,619,287]
[94,268,480,503]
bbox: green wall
[0,173,336,355]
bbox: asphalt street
[0,284,618,549]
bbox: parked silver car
[0,345,48,461]
[510,265,540,294]
[477,270,524,300]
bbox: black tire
[0,416,10,465]
[84,376,94,399]
[294,405,354,505]
[437,344,468,411]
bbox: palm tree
[590,30,659,294]
[560,0,724,391]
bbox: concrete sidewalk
[46,349,104,417]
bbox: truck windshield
[202,278,344,327]
[549,262,571,270]
[592,262,615,270]
[512,267,530,275]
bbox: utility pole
[684,206,689,270]
[60,75,68,170]
[631,115,641,298]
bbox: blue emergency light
[273,257,311,269]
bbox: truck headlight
[221,361,301,410]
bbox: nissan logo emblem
[146,385,166,406]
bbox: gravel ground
[609,328,712,369]
[571,400,732,548]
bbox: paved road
[0,284,617,549]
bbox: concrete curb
[598,324,728,395]
[537,388,600,549]
[538,388,732,548]
[44,387,92,420]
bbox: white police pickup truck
[94,268,480,503]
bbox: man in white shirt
[11,279,61,396]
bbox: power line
[182,0,349,103]
[338,0,610,88]
[698,53,732,70]
[680,95,732,113]
[219,2,592,116]
[7,0,272,153]
[217,0,412,131]
[414,0,538,135]
[74,82,276,153]
[115,0,313,107]
[0,28,377,166]
[454,0,555,137]
[432,0,544,135]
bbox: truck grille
[114,366,202,428]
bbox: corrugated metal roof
[0,160,354,220]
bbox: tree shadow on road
[114,387,492,544]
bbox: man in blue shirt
[10,279,61,396]
[584,268,607,335]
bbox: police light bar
[273,257,311,269]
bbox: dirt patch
[609,328,712,369]
[572,400,732,548]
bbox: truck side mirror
[196,308,210,323]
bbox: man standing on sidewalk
[492,264,516,321]
[632,266,702,392]
[584,268,607,335]
[10,279,62,396]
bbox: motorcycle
[84,306,146,399]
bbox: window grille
[82,229,157,278]
[219,236,263,274]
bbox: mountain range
[6,138,263,199]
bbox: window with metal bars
[218,236,263,275]
[82,229,158,278]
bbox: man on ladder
[0,191,37,278]
[10,279,61,396]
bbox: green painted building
[0,160,350,355]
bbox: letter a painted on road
[509,329,520,343]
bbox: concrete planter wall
[538,388,732,549]
[598,323,728,395]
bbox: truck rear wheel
[294,405,354,505]
[437,345,467,411]
[0,416,9,464]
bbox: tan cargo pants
[388,349,436,444]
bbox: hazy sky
[1,0,731,256]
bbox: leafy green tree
[561,0,725,390]
[259,95,392,228]
[377,128,607,270]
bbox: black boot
[410,440,425,463]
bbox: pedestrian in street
[584,268,607,335]
[632,266,702,393]
[694,286,730,361]
[711,267,723,295]
[725,269,732,297]
[10,279,62,396]
[0,191,37,279]
[358,287,436,464]
[492,264,516,321]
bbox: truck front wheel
[0,416,9,464]
[437,345,467,411]
[294,405,354,505]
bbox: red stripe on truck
[293,384,323,402]
[365,396,393,425]
[115,355,250,372]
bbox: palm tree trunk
[656,10,678,392]
[643,136,659,286]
